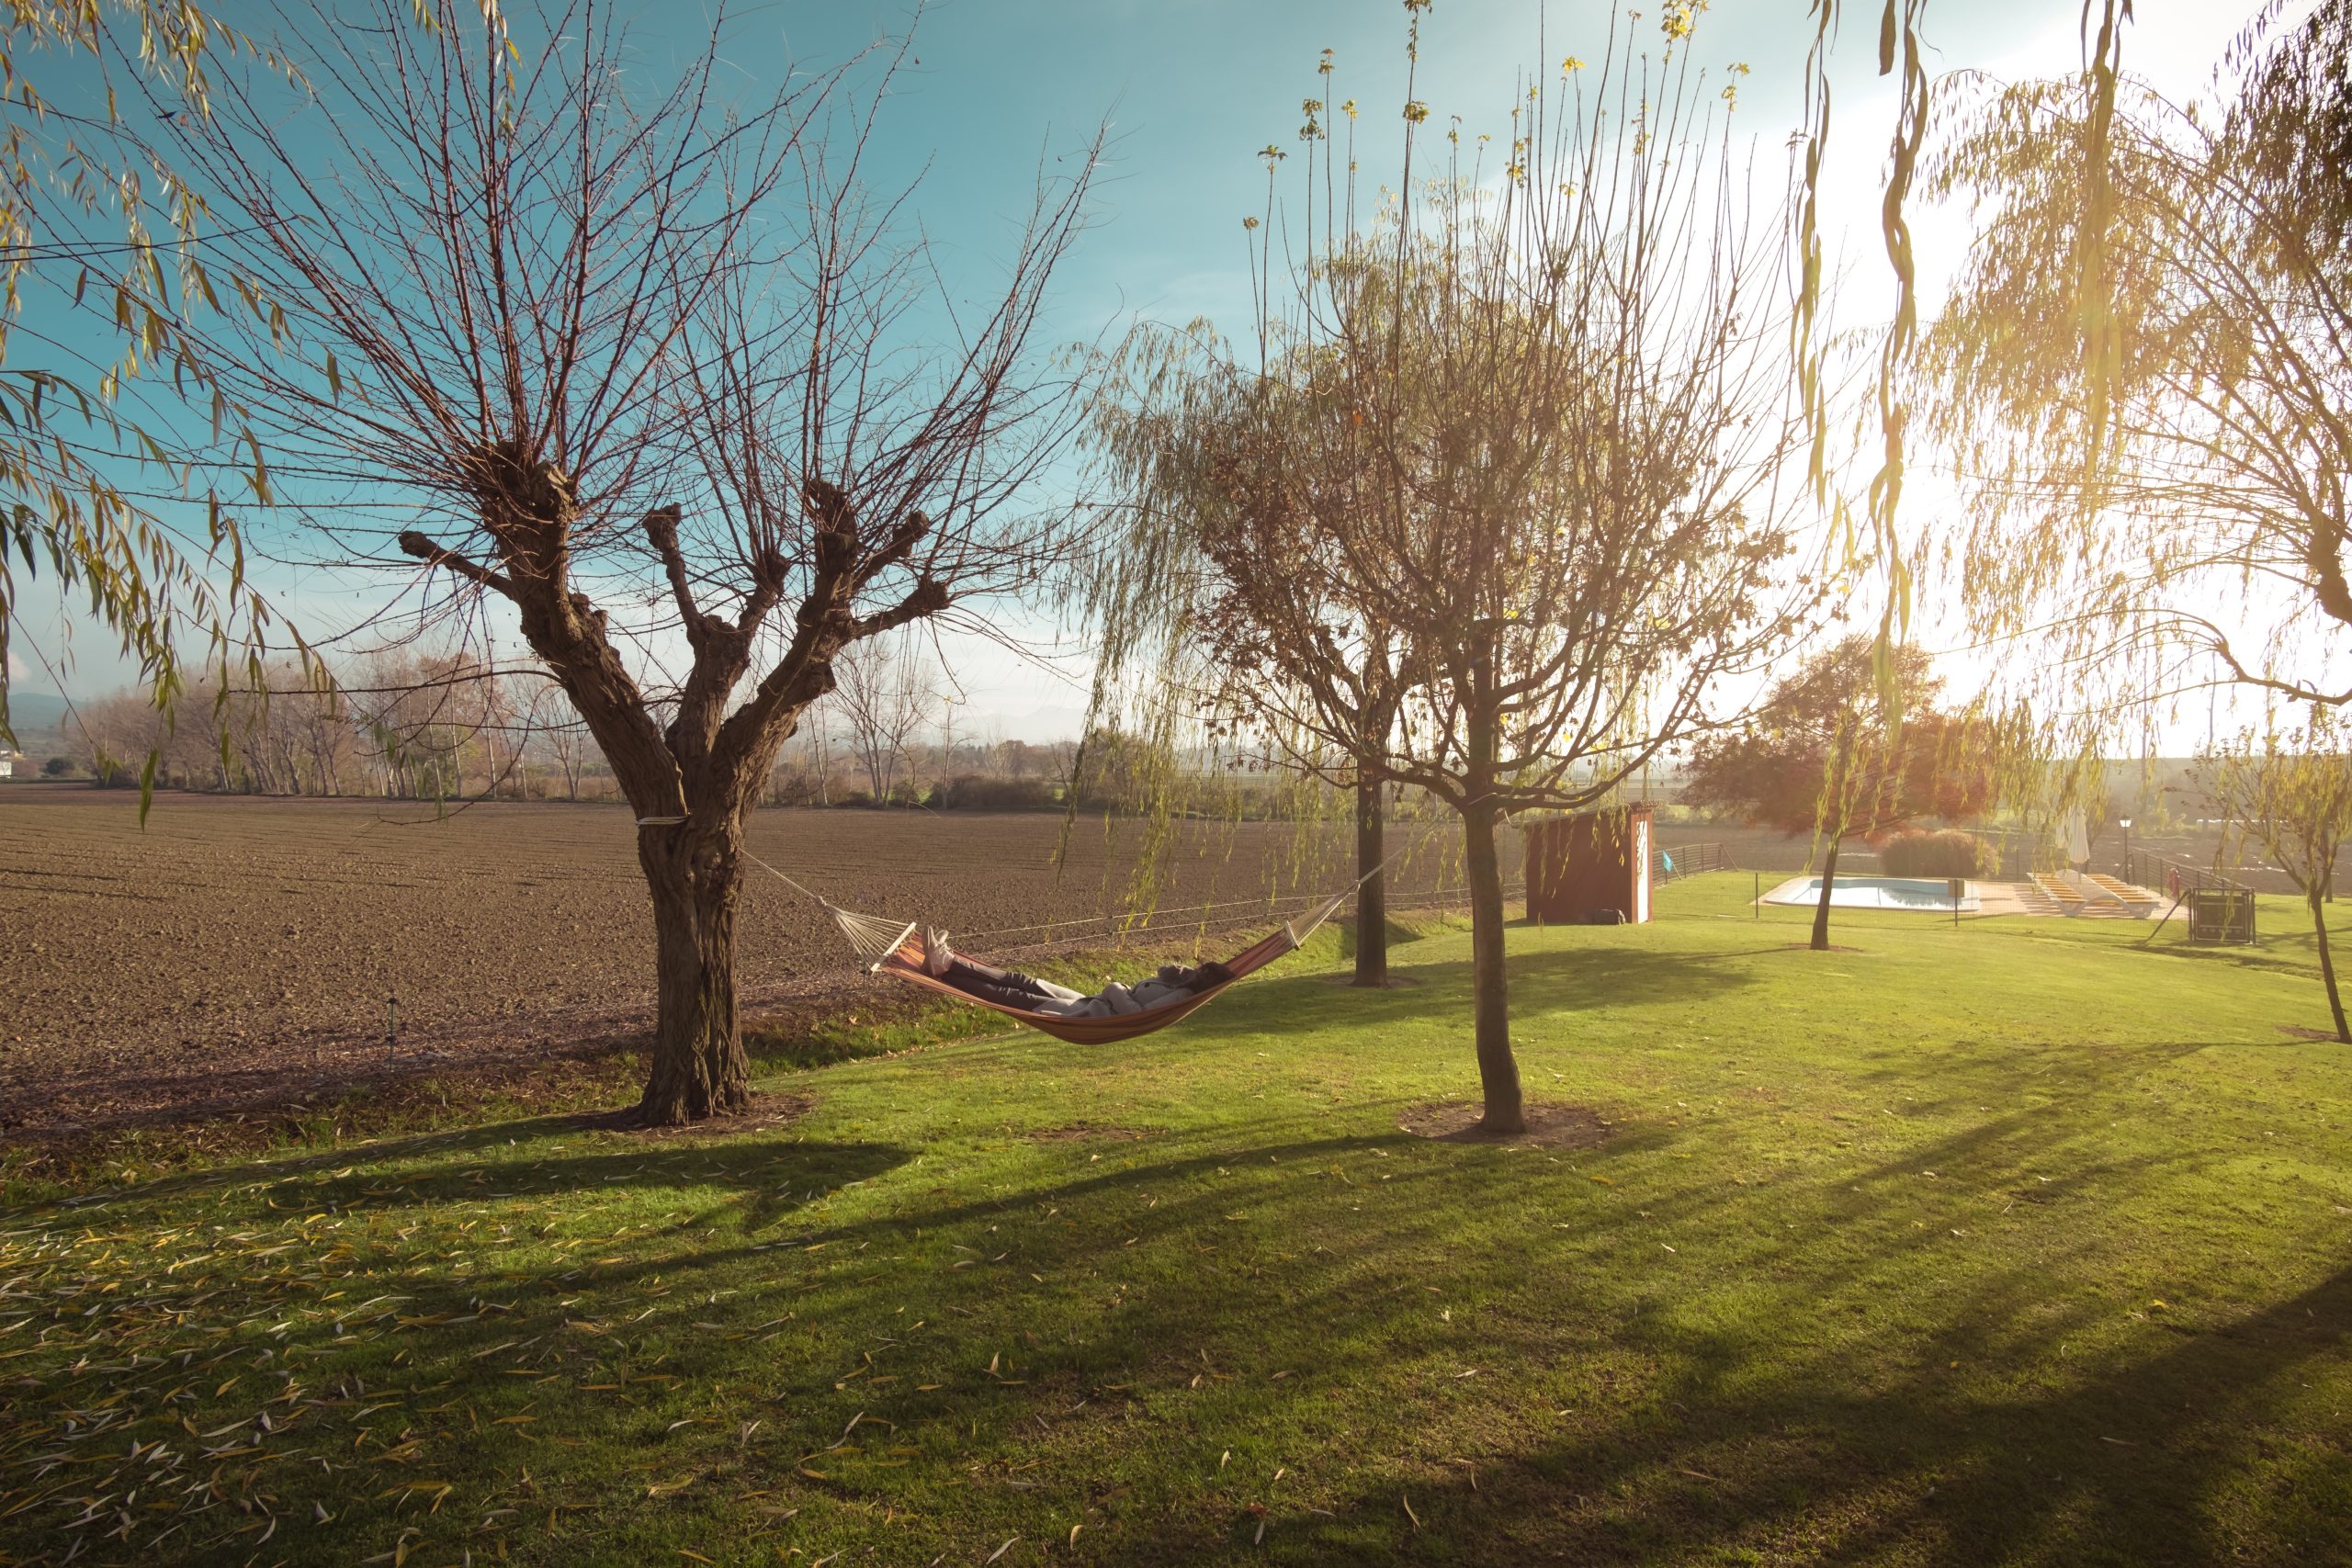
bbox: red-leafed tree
[1684,639,1996,949]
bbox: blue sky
[9,0,2275,738]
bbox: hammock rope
[738,848,922,968]
[736,840,1407,972]
[711,828,1419,1044]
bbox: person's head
[1185,960,1235,994]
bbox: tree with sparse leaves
[1088,317,1428,987]
[2201,715,2352,1043]
[1095,5,1821,1134]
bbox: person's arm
[1126,978,1188,1009]
[1030,993,1102,1018]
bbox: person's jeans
[942,957,1078,1010]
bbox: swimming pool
[1760,875,1980,912]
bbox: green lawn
[4,874,2349,1566]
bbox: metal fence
[1654,840,1728,883]
[2125,846,2251,900]
[2124,848,2259,944]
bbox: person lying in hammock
[918,928,1233,1018]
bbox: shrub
[1877,828,1998,878]
[931,774,1058,812]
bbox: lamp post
[2120,818,2133,885]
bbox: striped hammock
[734,843,1376,1046]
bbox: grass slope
[2,875,2348,1566]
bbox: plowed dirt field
[0,786,1503,1137]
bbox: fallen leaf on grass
[985,1538,1021,1564]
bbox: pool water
[1760,874,1979,912]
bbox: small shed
[1524,805,1654,926]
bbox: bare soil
[0,785,1494,1141]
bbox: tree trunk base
[1463,797,1523,1133]
[630,1079,753,1129]
[638,826,753,1127]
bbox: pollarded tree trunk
[1462,793,1524,1134]
[1812,838,1842,952]
[1354,776,1388,987]
[635,818,753,1124]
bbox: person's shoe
[922,927,954,977]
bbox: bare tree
[800,694,838,807]
[832,633,943,806]
[143,1,1100,1122]
[531,683,592,803]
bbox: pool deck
[1758,877,2168,919]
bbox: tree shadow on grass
[270,1121,2345,1562]
[1334,915,1434,964]
[1231,1259,2352,1567]
[12,1073,2346,1565]
[1234,944,1770,1035]
[18,1110,911,1238]
[252,1139,916,1235]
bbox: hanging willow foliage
[1927,5,2352,780]
[1796,0,2130,793]
[0,1,392,771]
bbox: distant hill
[2,690,73,745]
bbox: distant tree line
[44,646,1305,816]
